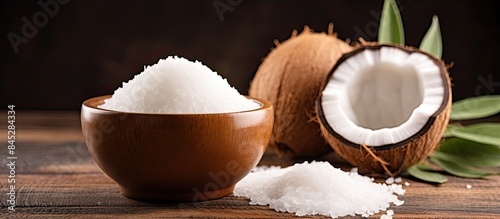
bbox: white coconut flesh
[320,46,446,147]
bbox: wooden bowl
[81,95,273,202]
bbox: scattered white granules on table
[234,161,405,218]
[380,209,394,219]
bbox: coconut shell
[249,27,353,157]
[317,44,452,175]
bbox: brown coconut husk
[249,25,353,157]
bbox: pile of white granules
[99,56,259,113]
[234,161,405,218]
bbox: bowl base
[120,185,235,202]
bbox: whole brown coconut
[249,26,353,157]
[316,44,452,175]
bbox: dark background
[1,0,499,110]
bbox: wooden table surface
[1,111,499,218]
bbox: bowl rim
[82,95,273,116]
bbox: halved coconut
[317,44,451,175]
